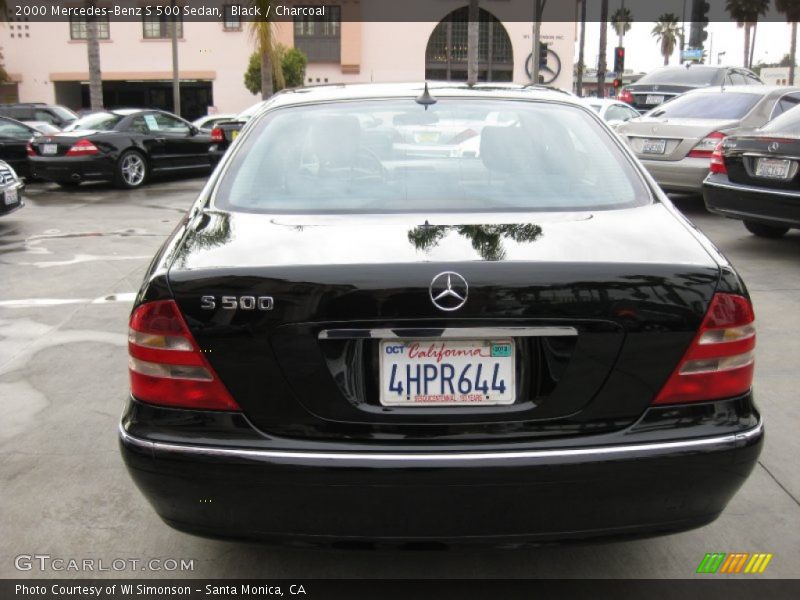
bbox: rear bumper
[29,156,115,183]
[120,399,763,544]
[703,175,800,227]
[639,156,711,193]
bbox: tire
[115,150,148,189]
[743,220,789,238]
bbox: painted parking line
[0,292,136,308]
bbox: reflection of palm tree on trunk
[408,224,543,262]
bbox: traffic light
[689,0,710,50]
[613,78,623,89]
[614,47,625,74]
[539,42,548,69]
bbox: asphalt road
[1,179,798,579]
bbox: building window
[223,4,241,30]
[293,6,340,62]
[142,14,183,39]
[70,15,110,40]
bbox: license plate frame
[40,143,58,155]
[379,339,516,407]
[4,187,18,206]
[642,138,667,155]
[755,157,793,179]
[645,94,665,105]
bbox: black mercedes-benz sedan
[120,83,763,545]
[28,109,213,189]
[704,104,800,238]
[0,160,25,217]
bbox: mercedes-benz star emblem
[768,142,781,153]
[429,272,468,312]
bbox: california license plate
[379,339,515,406]
[646,95,665,105]
[642,138,667,154]
[4,188,18,206]
[41,144,58,155]
[755,157,792,179]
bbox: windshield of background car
[759,104,800,135]
[63,112,123,131]
[51,106,79,121]
[637,68,720,86]
[215,99,651,214]
[648,92,761,120]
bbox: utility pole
[680,0,687,55]
[171,9,180,116]
[576,0,587,96]
[532,0,542,83]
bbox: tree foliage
[652,13,682,66]
[245,45,308,95]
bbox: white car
[192,114,237,131]
[584,98,641,126]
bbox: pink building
[1,1,575,121]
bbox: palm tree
[467,0,479,85]
[611,6,633,43]
[652,13,682,66]
[598,0,609,97]
[86,1,103,111]
[726,0,770,68]
[249,0,284,99]
[776,0,800,85]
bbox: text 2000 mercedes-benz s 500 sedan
[119,83,763,545]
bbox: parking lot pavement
[0,182,798,579]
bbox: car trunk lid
[622,117,739,161]
[166,206,720,442]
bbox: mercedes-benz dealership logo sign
[429,271,468,312]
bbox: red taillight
[26,142,36,157]
[128,300,240,411]
[618,88,634,104]
[210,127,224,143]
[710,141,727,174]
[653,293,755,405]
[65,139,99,157]
[688,131,726,159]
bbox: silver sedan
[617,85,800,193]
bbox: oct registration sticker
[379,339,515,406]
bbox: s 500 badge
[201,295,274,311]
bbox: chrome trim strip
[704,179,800,198]
[119,419,763,464]
[318,326,579,340]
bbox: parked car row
[611,71,800,239]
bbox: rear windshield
[648,92,760,120]
[637,67,721,86]
[759,104,800,135]
[215,99,650,214]
[63,112,123,132]
[51,106,79,121]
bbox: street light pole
[532,0,541,83]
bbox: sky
[579,21,796,74]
